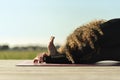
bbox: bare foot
[47,36,58,55]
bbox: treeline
[0,45,60,51]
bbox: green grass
[0,50,47,59]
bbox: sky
[0,0,120,47]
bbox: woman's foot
[47,36,58,55]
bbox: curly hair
[58,20,106,63]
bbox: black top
[91,18,120,63]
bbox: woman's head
[58,20,106,63]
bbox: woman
[34,18,120,64]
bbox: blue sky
[0,0,120,47]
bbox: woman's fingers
[33,56,39,63]
[33,52,48,63]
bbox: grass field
[0,50,47,59]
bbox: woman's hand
[33,36,58,63]
[33,52,48,63]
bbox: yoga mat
[16,60,120,66]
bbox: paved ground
[0,60,120,80]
